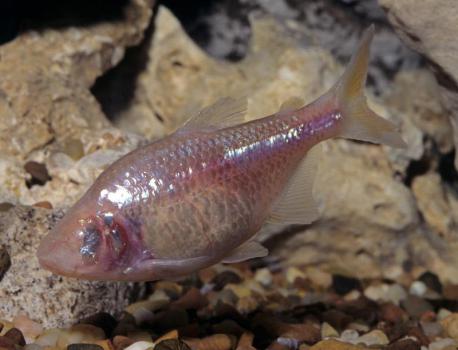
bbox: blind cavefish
[38,26,406,281]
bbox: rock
[183,334,235,350]
[378,303,408,324]
[428,338,458,350]
[124,341,155,350]
[409,281,428,297]
[0,206,145,328]
[355,330,389,347]
[440,313,458,341]
[364,284,407,306]
[386,338,420,350]
[56,324,105,348]
[12,314,43,342]
[321,322,339,339]
[211,271,243,291]
[155,339,191,350]
[380,0,458,170]
[401,295,434,319]
[67,345,104,350]
[310,339,368,349]
[3,328,26,346]
[254,268,273,287]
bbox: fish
[37,26,405,281]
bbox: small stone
[0,336,16,350]
[211,271,243,291]
[24,344,44,350]
[171,287,208,310]
[440,313,458,341]
[224,284,252,299]
[410,281,428,297]
[428,338,457,350]
[4,328,25,346]
[321,322,339,338]
[184,334,235,350]
[364,284,407,306]
[443,285,458,300]
[343,290,361,301]
[378,302,408,323]
[126,331,153,342]
[322,310,352,330]
[421,321,443,338]
[155,339,191,350]
[67,344,104,350]
[305,268,332,289]
[355,330,389,346]
[286,267,306,285]
[56,324,105,348]
[236,296,259,314]
[309,339,363,349]
[12,314,43,341]
[113,335,134,350]
[254,268,273,287]
[386,338,420,350]
[401,296,434,319]
[346,323,369,333]
[35,328,62,347]
[154,281,183,299]
[332,275,361,295]
[124,341,155,350]
[438,309,453,320]
[339,329,359,343]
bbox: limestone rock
[0,206,145,328]
[380,0,458,169]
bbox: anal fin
[268,144,321,225]
[222,241,268,264]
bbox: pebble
[410,281,428,297]
[35,328,62,347]
[184,334,235,350]
[4,328,26,346]
[126,331,153,342]
[379,302,408,323]
[12,315,43,342]
[339,329,359,343]
[124,341,155,350]
[305,268,332,289]
[439,313,458,341]
[428,338,457,350]
[321,322,339,338]
[113,335,134,350]
[0,336,17,350]
[67,344,104,350]
[56,324,105,348]
[155,338,191,350]
[254,268,273,287]
[437,309,452,321]
[355,330,389,346]
[236,296,259,314]
[364,284,407,305]
[386,338,420,350]
[401,296,434,319]
[285,267,306,285]
[154,281,183,299]
[346,323,369,333]
[421,321,443,338]
[24,344,44,350]
[309,339,364,349]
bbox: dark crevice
[24,161,52,188]
[403,156,431,187]
[439,150,458,190]
[91,6,157,122]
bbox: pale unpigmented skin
[38,96,342,281]
[38,26,402,281]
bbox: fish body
[38,26,405,281]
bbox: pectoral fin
[222,241,268,264]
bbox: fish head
[37,195,149,280]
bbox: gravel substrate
[1,261,458,350]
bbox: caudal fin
[335,25,406,148]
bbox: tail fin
[335,25,406,148]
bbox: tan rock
[310,339,369,349]
[440,313,458,341]
[380,0,458,169]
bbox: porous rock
[380,0,458,170]
[0,206,144,329]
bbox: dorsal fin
[278,97,304,113]
[268,144,322,225]
[181,97,247,132]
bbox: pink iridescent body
[37,26,405,281]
